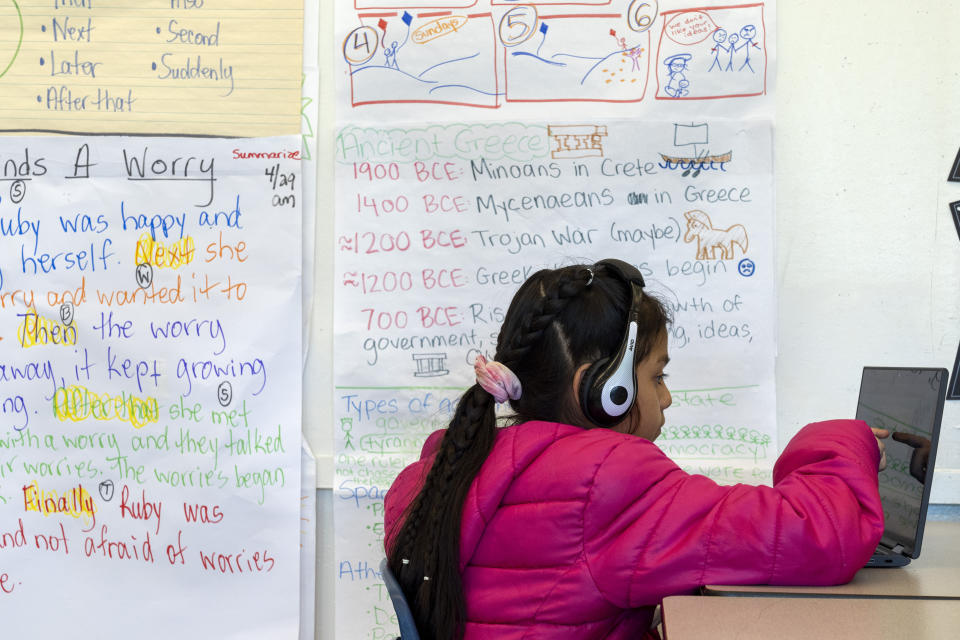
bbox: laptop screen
[854,367,947,557]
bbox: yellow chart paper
[0,0,302,136]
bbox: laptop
[855,367,948,567]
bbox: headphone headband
[595,258,646,289]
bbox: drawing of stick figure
[340,417,356,450]
[708,29,729,72]
[736,24,758,72]
[724,33,739,71]
[663,53,691,97]
[383,41,399,68]
[382,21,411,70]
[616,36,643,72]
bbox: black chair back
[380,558,421,640]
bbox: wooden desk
[703,520,960,599]
[662,595,960,639]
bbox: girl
[385,259,886,640]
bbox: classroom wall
[312,1,960,638]
[312,0,336,636]
[772,0,960,500]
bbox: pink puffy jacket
[384,419,884,639]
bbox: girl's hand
[872,428,890,472]
[891,432,931,483]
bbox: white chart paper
[333,117,775,638]
[336,0,776,122]
[0,136,302,639]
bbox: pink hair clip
[474,355,522,404]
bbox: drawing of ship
[659,123,732,168]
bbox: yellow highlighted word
[134,232,196,268]
[22,480,97,528]
[53,385,159,429]
[16,306,77,348]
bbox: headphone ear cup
[578,319,641,427]
[579,358,615,427]
[577,260,646,428]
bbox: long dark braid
[387,267,592,639]
[387,263,668,640]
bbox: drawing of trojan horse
[683,209,748,259]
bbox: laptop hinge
[891,544,905,555]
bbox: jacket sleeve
[383,429,445,554]
[584,420,884,608]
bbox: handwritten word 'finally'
[21,480,96,528]
[16,307,77,348]
[53,385,159,429]
[134,232,196,268]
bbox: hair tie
[584,267,594,286]
[474,355,522,404]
